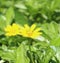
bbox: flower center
[27,32,32,36]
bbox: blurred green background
[0,0,60,25]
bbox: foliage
[0,0,60,63]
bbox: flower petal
[34,28,41,32]
[24,24,30,30]
[30,24,36,31]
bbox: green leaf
[0,46,16,61]
[42,22,60,46]
[15,10,28,25]
[0,15,6,28]
[56,47,60,62]
[0,15,6,34]
[42,22,59,39]
[16,44,29,63]
[51,37,60,46]
[5,7,14,25]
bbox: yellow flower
[4,23,42,38]
[20,24,42,39]
[4,23,21,36]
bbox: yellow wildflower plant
[20,24,42,39]
[4,23,21,36]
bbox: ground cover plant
[0,0,60,63]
